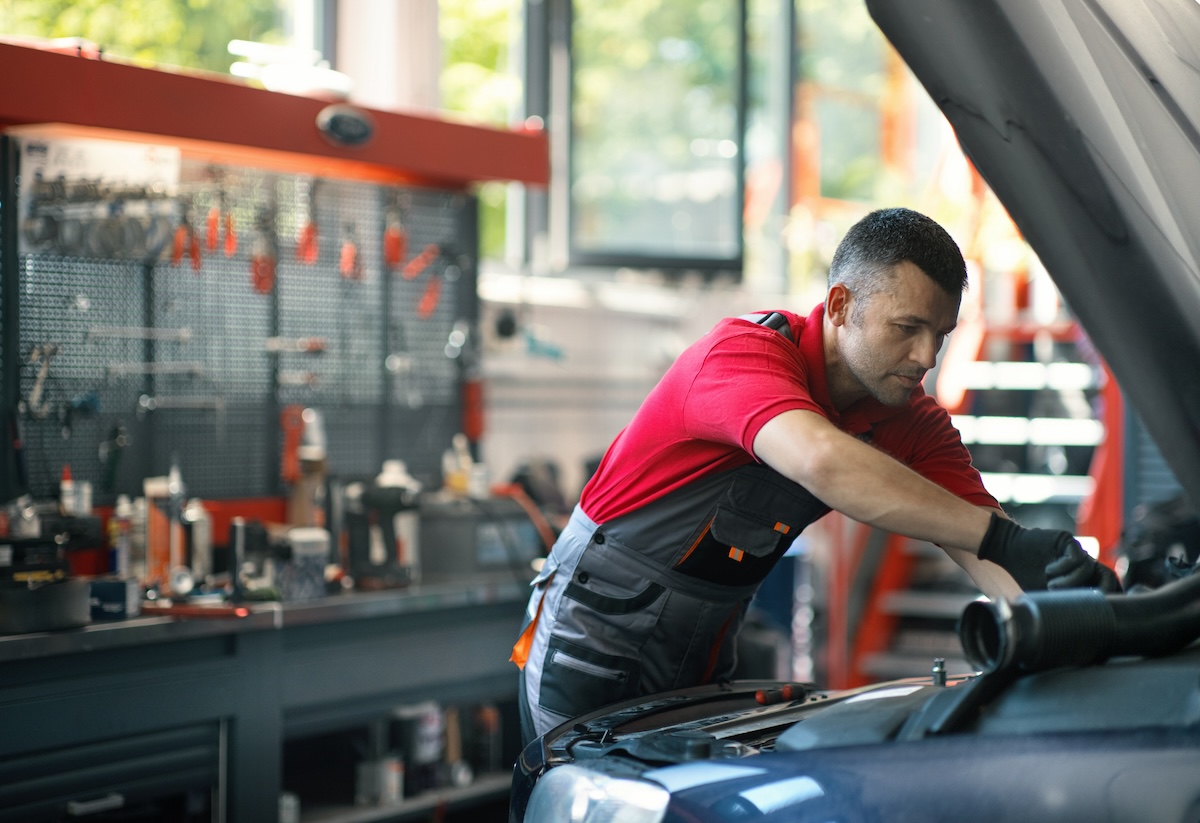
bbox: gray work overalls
[516,313,832,741]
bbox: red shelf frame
[0,41,549,190]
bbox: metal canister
[182,499,212,581]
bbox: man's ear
[826,283,852,326]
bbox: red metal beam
[848,533,916,688]
[0,41,549,190]
[1076,361,1125,567]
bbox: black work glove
[978,513,1121,593]
[1044,536,1124,593]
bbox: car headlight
[525,764,670,823]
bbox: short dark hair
[828,208,968,306]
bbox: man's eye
[897,324,916,334]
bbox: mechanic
[511,207,1121,743]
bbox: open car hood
[866,0,1200,503]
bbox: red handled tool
[402,243,440,280]
[206,206,220,252]
[224,210,237,257]
[297,180,320,264]
[142,603,251,619]
[297,220,318,264]
[250,209,277,294]
[208,204,237,257]
[172,214,201,271]
[416,274,442,319]
[340,223,362,281]
[280,405,305,484]
[383,208,407,270]
[755,683,807,705]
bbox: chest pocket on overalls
[673,464,829,587]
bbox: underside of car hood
[866,0,1200,503]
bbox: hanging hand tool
[201,167,238,258]
[251,244,275,293]
[417,274,442,319]
[278,371,319,388]
[172,207,202,271]
[402,243,440,280]
[297,179,320,264]
[144,214,174,263]
[339,222,362,281]
[108,362,205,379]
[25,343,60,419]
[224,208,237,257]
[280,405,305,485]
[266,336,329,354]
[250,207,278,294]
[205,168,222,252]
[297,218,318,264]
[383,207,407,271]
[206,204,220,253]
[205,189,237,257]
[88,325,192,343]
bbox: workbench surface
[0,577,529,822]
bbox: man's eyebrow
[895,314,958,334]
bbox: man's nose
[912,333,939,369]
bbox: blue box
[89,577,142,620]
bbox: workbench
[0,578,528,822]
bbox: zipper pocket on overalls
[550,648,629,682]
[674,505,790,586]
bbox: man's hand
[1046,545,1122,593]
[978,513,1122,593]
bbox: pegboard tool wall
[2,134,479,506]
[1,141,15,504]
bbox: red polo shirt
[580,304,997,523]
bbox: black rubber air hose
[958,571,1200,674]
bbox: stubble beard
[844,344,917,408]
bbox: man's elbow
[759,419,844,492]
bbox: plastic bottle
[59,465,75,515]
[377,460,422,582]
[110,494,133,578]
[129,496,148,584]
[183,499,213,582]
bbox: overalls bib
[515,461,831,739]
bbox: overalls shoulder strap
[738,311,794,341]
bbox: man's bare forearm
[754,409,993,552]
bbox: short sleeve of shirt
[681,321,826,454]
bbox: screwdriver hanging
[206,205,219,252]
[171,206,202,271]
[403,243,440,280]
[266,336,329,354]
[297,179,320,264]
[205,168,236,257]
[223,195,237,257]
[383,206,407,271]
[250,207,278,295]
[340,222,362,281]
[417,274,442,319]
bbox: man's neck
[822,319,867,412]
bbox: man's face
[836,261,961,407]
